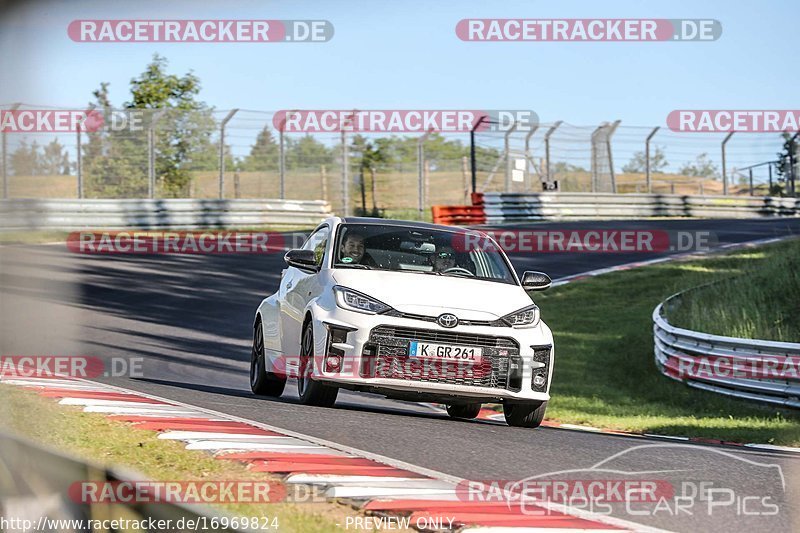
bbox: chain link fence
[1,104,795,220]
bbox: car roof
[338,217,473,233]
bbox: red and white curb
[0,372,666,533]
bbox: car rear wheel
[446,403,482,420]
[503,401,547,428]
[250,319,286,397]
[297,321,339,407]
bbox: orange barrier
[431,204,486,225]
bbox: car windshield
[332,223,517,285]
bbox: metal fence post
[721,132,735,195]
[2,103,21,199]
[418,129,433,219]
[606,120,621,193]
[147,110,166,199]
[76,125,83,198]
[147,128,154,199]
[645,126,660,193]
[218,109,238,200]
[341,129,349,217]
[768,162,773,193]
[543,121,562,183]
[791,132,800,197]
[1,124,6,199]
[590,123,608,193]
[320,165,328,202]
[503,122,518,192]
[470,115,488,196]
[524,124,539,189]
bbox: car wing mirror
[521,271,551,291]
[284,249,319,273]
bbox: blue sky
[0,0,796,175]
[1,0,796,121]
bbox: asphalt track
[1,218,800,532]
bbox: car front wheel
[250,319,286,397]
[446,403,482,420]
[297,321,339,407]
[503,400,547,428]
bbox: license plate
[408,341,483,364]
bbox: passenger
[431,245,457,272]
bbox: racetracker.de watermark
[69,481,285,504]
[66,231,301,254]
[269,355,493,381]
[0,355,143,378]
[456,19,721,41]
[668,110,800,132]
[452,229,716,254]
[0,108,180,133]
[272,110,538,133]
[0,109,103,133]
[68,20,333,42]
[670,355,800,380]
[457,478,675,505]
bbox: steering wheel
[442,266,475,277]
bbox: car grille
[383,309,509,327]
[362,325,522,391]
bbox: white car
[250,217,554,428]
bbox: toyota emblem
[437,313,458,328]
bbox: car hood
[331,269,532,320]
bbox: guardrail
[0,198,332,231]
[475,192,800,224]
[0,430,246,532]
[653,291,800,409]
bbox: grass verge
[668,242,800,341]
[533,239,800,445]
[0,385,398,532]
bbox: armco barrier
[477,193,800,224]
[653,291,800,409]
[0,431,246,532]
[0,198,332,231]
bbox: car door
[280,225,330,358]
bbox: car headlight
[501,305,540,328]
[333,285,392,314]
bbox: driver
[431,245,457,272]
[338,232,378,266]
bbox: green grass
[532,239,800,445]
[668,244,800,341]
[0,385,399,532]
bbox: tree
[285,135,333,170]
[774,132,797,196]
[622,146,667,173]
[126,54,215,196]
[240,127,279,171]
[350,135,389,214]
[82,82,149,197]
[41,139,71,175]
[679,153,719,179]
[10,140,41,176]
[83,54,216,198]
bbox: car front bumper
[305,304,554,403]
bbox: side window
[302,226,329,267]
